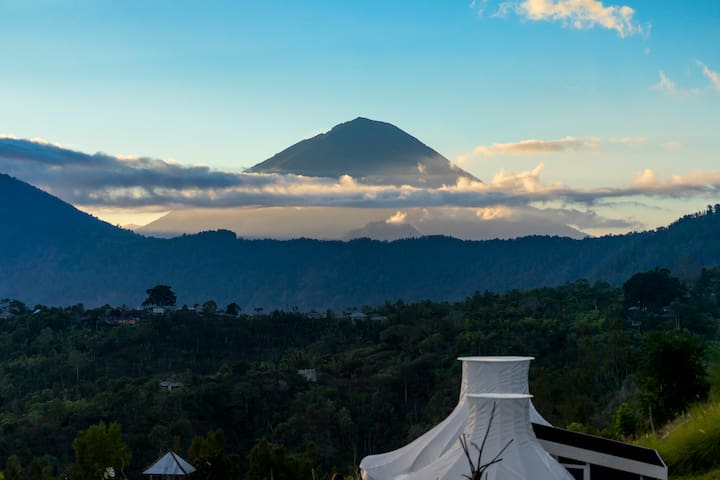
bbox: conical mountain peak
[329,116,405,132]
[247,118,478,187]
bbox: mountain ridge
[2,173,720,309]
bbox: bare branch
[459,434,476,472]
[457,402,514,480]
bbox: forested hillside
[3,171,720,308]
[0,266,718,479]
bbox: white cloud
[470,0,490,16]
[661,141,683,151]
[697,60,720,93]
[472,136,599,157]
[652,62,720,97]
[386,211,408,224]
[486,163,548,192]
[466,136,647,161]
[495,0,645,37]
[630,168,720,190]
[463,134,646,164]
[475,206,513,220]
[652,70,676,95]
[609,136,646,145]
[632,168,658,187]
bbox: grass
[671,470,720,480]
[639,401,720,477]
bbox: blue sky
[1,1,719,232]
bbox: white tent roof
[458,356,550,426]
[360,356,552,480]
[143,451,196,476]
[405,394,573,480]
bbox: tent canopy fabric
[360,356,551,480]
[360,355,668,480]
[143,451,196,476]
[458,356,550,426]
[405,394,573,480]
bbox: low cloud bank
[2,137,719,209]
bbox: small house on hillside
[347,311,367,323]
[306,310,326,320]
[297,368,318,382]
[159,380,183,392]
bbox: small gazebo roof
[143,451,196,476]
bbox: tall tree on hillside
[187,429,241,480]
[638,331,709,427]
[202,300,217,315]
[225,302,240,316]
[142,285,177,308]
[244,438,316,480]
[71,421,131,480]
[623,268,684,309]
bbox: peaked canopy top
[143,451,196,476]
[457,356,535,362]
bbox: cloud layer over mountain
[2,136,719,211]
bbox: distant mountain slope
[246,117,478,187]
[0,173,143,305]
[0,173,129,237]
[138,206,585,241]
[343,220,421,241]
[2,174,720,308]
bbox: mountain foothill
[1,170,720,308]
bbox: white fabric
[360,356,552,480]
[408,395,573,480]
[458,357,551,426]
[143,451,196,476]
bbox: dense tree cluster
[142,286,177,308]
[0,266,717,479]
[623,268,685,309]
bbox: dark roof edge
[532,423,667,479]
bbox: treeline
[4,171,720,309]
[0,267,718,479]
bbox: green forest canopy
[0,266,718,479]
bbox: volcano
[246,117,478,188]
